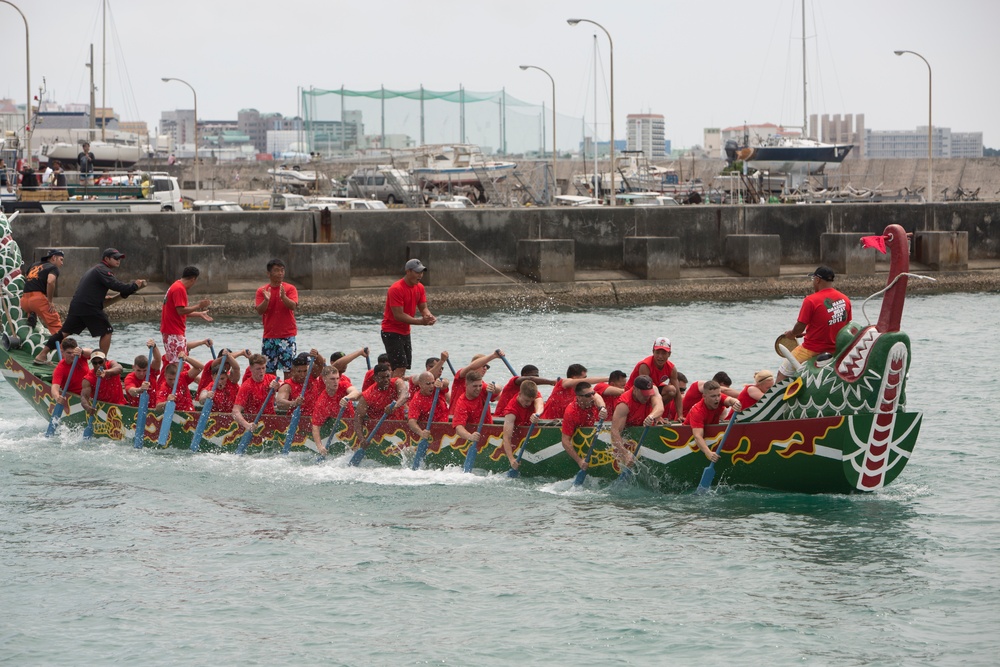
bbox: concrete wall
[12,201,1000,282]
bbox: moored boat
[0,211,922,493]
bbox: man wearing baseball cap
[21,249,65,333]
[610,375,664,466]
[627,336,683,421]
[34,247,147,364]
[777,266,852,381]
[380,258,437,378]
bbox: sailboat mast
[593,35,598,201]
[88,44,95,131]
[101,0,106,142]
[801,0,807,137]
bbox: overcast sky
[5,0,998,151]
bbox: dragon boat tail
[0,212,921,493]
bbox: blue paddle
[349,400,396,466]
[190,357,228,452]
[446,358,457,376]
[364,347,371,370]
[83,373,103,440]
[615,425,650,484]
[236,385,277,455]
[695,411,740,495]
[462,390,494,473]
[496,350,516,377]
[282,357,315,455]
[46,354,80,437]
[410,385,442,470]
[572,418,606,487]
[506,420,538,478]
[318,400,351,459]
[132,346,155,448]
[209,343,216,359]
[157,360,185,447]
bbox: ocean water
[2,292,998,666]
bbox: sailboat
[724,0,852,175]
[36,1,144,169]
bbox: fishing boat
[0,211,921,493]
[409,144,516,189]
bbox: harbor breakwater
[11,201,1000,319]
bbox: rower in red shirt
[355,363,409,433]
[628,337,683,421]
[275,353,320,415]
[500,380,545,471]
[51,337,88,411]
[233,354,280,433]
[663,372,688,422]
[737,370,776,410]
[406,371,448,444]
[310,365,358,456]
[452,370,498,447]
[154,354,204,412]
[196,350,245,414]
[610,375,664,465]
[593,370,628,418]
[81,350,126,414]
[492,363,557,419]
[541,363,608,419]
[681,372,740,419]
[449,349,505,415]
[684,380,743,461]
[560,382,607,471]
[123,340,162,407]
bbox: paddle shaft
[506,419,538,478]
[322,400,351,452]
[282,358,315,454]
[696,411,740,494]
[190,357,229,452]
[573,418,606,486]
[157,359,185,446]
[83,373,103,439]
[364,347,371,370]
[236,385,277,455]
[410,385,442,470]
[132,346,155,448]
[46,354,80,437]
[349,400,396,466]
[615,425,649,483]
[496,350,516,377]
[462,390,494,473]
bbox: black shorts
[62,311,114,338]
[380,331,411,371]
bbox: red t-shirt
[281,377,311,414]
[448,367,470,415]
[682,380,706,418]
[616,390,653,427]
[52,357,87,395]
[155,364,195,411]
[541,379,574,419]
[798,288,851,353]
[160,279,189,336]
[312,379,356,426]
[493,376,521,418]
[561,401,599,437]
[594,382,623,415]
[207,380,238,413]
[407,389,446,427]
[684,399,727,429]
[381,278,426,335]
[738,385,760,410]
[83,360,125,405]
[503,394,536,426]
[627,355,675,387]
[361,380,406,420]
[362,368,376,390]
[123,370,154,407]
[453,391,489,432]
[235,375,277,416]
[255,282,298,339]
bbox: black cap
[292,352,312,366]
[41,249,65,260]
[809,266,835,281]
[102,248,125,260]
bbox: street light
[894,50,933,203]
[162,76,199,201]
[520,64,557,204]
[568,18,615,206]
[0,1,31,168]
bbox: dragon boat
[0,211,921,493]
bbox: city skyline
[3,0,998,150]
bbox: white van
[147,172,183,212]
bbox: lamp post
[162,76,199,201]
[0,1,31,168]
[520,65,556,204]
[894,50,933,203]
[568,18,615,206]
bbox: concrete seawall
[12,201,1000,320]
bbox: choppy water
[2,292,998,665]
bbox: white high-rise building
[626,114,666,160]
[864,126,983,158]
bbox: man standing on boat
[78,143,95,184]
[777,266,852,381]
[21,249,65,334]
[381,258,436,379]
[34,248,147,364]
[254,259,298,378]
[161,266,212,364]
